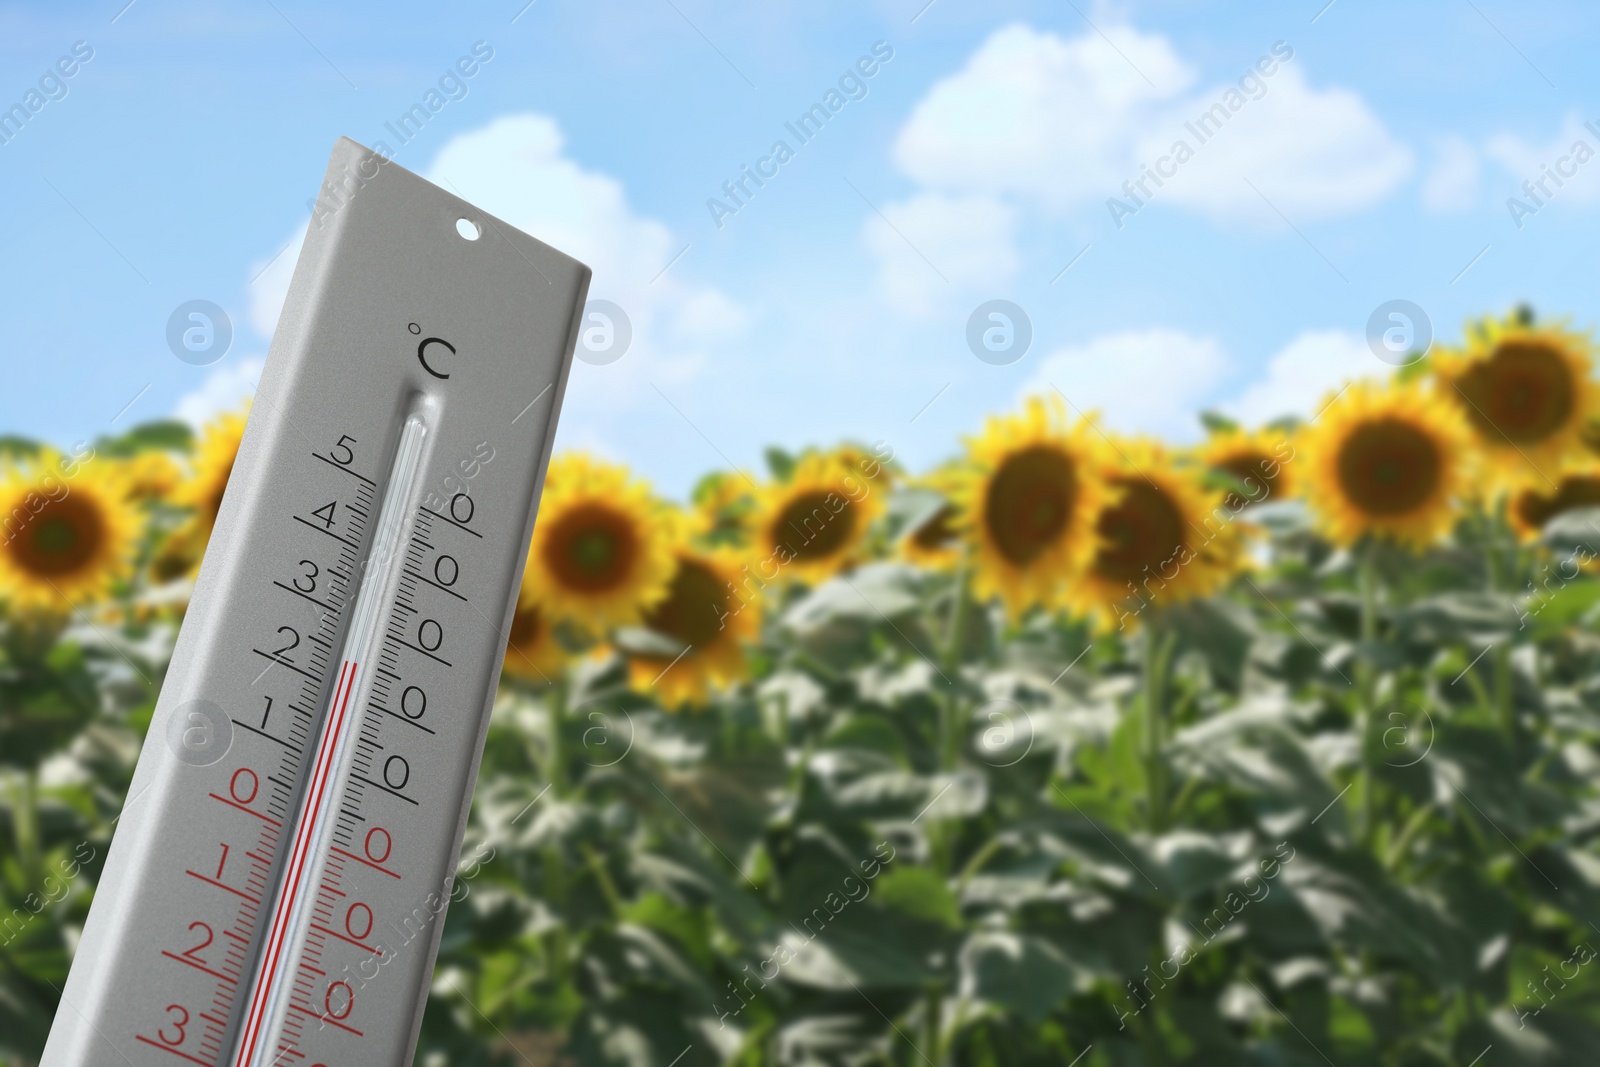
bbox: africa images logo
[0,40,94,147]
[706,41,896,228]
[1106,41,1295,230]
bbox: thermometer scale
[41,138,590,1066]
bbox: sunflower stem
[1484,505,1510,748]
[535,674,571,984]
[582,842,625,917]
[1493,643,1515,739]
[1355,549,1384,848]
[548,674,568,798]
[932,559,972,880]
[12,768,42,893]
[1142,622,1175,833]
[922,985,943,1066]
[938,556,972,774]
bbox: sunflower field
[9,308,1600,1066]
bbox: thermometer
[41,138,590,1067]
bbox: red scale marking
[184,870,260,905]
[328,845,399,879]
[161,951,237,985]
[134,1036,214,1066]
[309,922,382,955]
[286,1002,362,1036]
[207,793,281,826]
[232,660,361,1066]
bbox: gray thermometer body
[42,138,589,1067]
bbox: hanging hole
[455,217,481,241]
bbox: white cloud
[1485,113,1600,207]
[1022,328,1231,439]
[865,193,1018,317]
[1135,64,1413,223]
[426,115,745,352]
[249,225,304,340]
[173,357,264,427]
[250,118,748,356]
[1022,328,1392,437]
[894,23,1194,212]
[1224,330,1376,425]
[891,24,1410,224]
[1422,136,1480,213]
[241,114,747,460]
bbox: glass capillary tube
[232,413,429,1067]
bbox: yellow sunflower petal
[627,549,760,710]
[175,406,250,531]
[120,451,184,502]
[690,469,759,548]
[1299,379,1471,550]
[1509,467,1600,542]
[1199,426,1298,510]
[1066,438,1244,631]
[525,453,680,630]
[0,449,137,613]
[752,452,885,586]
[502,596,567,683]
[955,396,1109,619]
[898,466,964,572]
[1433,312,1600,492]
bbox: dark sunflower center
[1092,479,1185,585]
[911,505,958,551]
[643,558,727,651]
[1514,475,1600,530]
[983,445,1076,566]
[11,494,105,578]
[1457,340,1575,444]
[1216,451,1278,508]
[774,489,856,561]
[507,602,543,646]
[542,503,639,592]
[1335,418,1441,516]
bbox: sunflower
[175,407,249,532]
[1434,314,1600,490]
[1067,440,1241,630]
[1200,427,1297,511]
[1509,469,1600,541]
[899,469,964,572]
[955,397,1109,618]
[0,450,137,613]
[1299,380,1470,550]
[691,469,758,548]
[752,452,885,586]
[502,593,567,683]
[832,443,895,490]
[626,550,758,709]
[525,453,680,630]
[120,451,183,503]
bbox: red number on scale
[158,1004,189,1046]
[364,826,391,865]
[230,767,259,805]
[324,980,354,1020]
[181,921,213,964]
[215,843,230,879]
[345,902,373,941]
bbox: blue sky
[4,0,1600,496]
